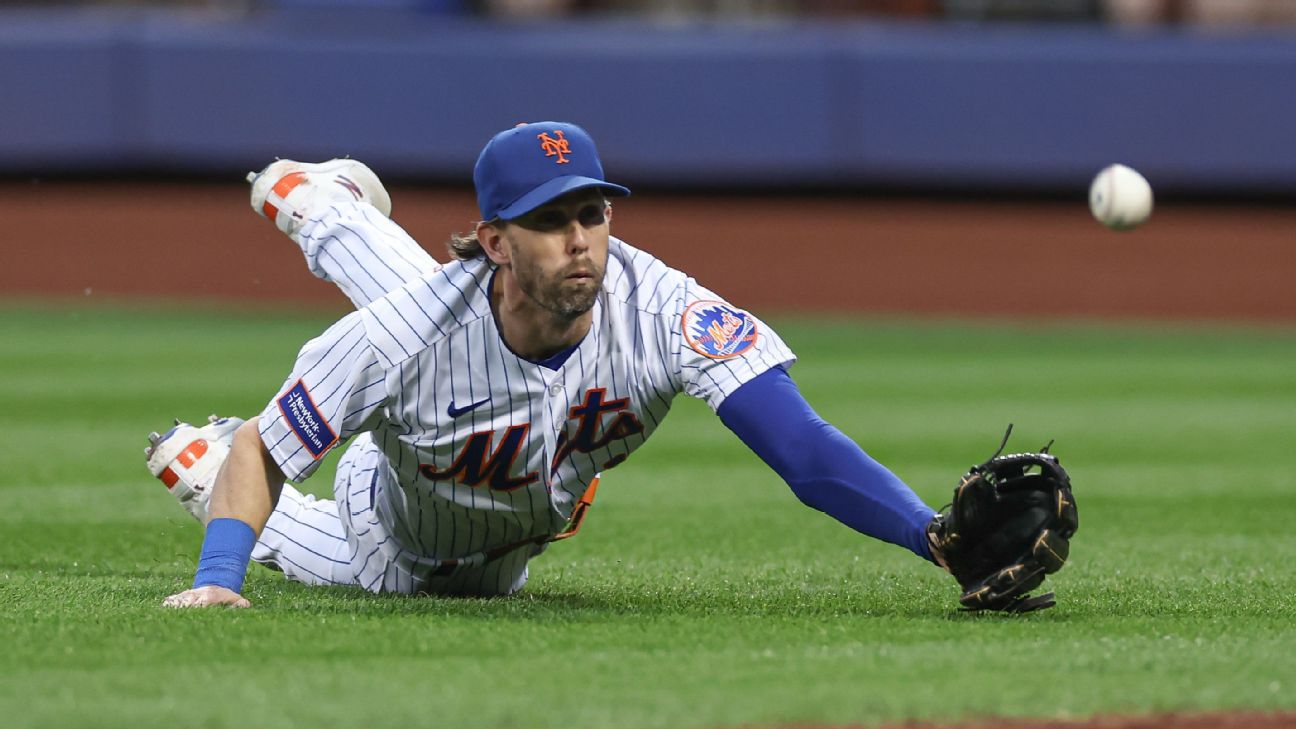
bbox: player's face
[501,190,611,320]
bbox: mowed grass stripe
[0,304,1293,729]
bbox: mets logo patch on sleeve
[682,300,759,360]
[277,380,338,459]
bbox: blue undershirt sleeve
[717,367,936,562]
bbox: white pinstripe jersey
[258,234,797,570]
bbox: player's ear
[477,221,511,266]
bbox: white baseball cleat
[246,158,392,237]
[145,415,244,524]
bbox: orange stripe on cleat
[262,171,307,219]
[175,439,209,468]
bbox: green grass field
[1,302,1293,729]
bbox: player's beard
[511,250,605,321]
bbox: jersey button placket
[543,375,571,525]
[538,376,562,498]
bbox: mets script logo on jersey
[682,300,759,360]
[537,130,571,164]
[419,388,644,492]
[277,380,338,459]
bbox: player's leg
[145,414,358,587]
[145,164,440,585]
[429,547,535,598]
[329,433,419,593]
[247,159,442,308]
[149,419,543,595]
[363,543,535,597]
[329,435,537,598]
[251,483,357,587]
[147,414,548,596]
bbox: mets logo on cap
[682,300,759,360]
[537,130,572,164]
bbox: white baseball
[1089,164,1153,231]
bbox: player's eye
[530,211,567,230]
[516,198,606,232]
[577,205,607,228]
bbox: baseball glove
[927,426,1078,613]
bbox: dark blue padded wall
[2,8,1294,193]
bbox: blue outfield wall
[2,7,1295,193]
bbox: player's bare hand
[162,586,251,608]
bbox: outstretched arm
[717,367,937,562]
[162,417,286,608]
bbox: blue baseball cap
[474,121,631,221]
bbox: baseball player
[149,122,1075,611]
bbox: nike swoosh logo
[447,398,490,418]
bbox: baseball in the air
[1089,163,1154,231]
